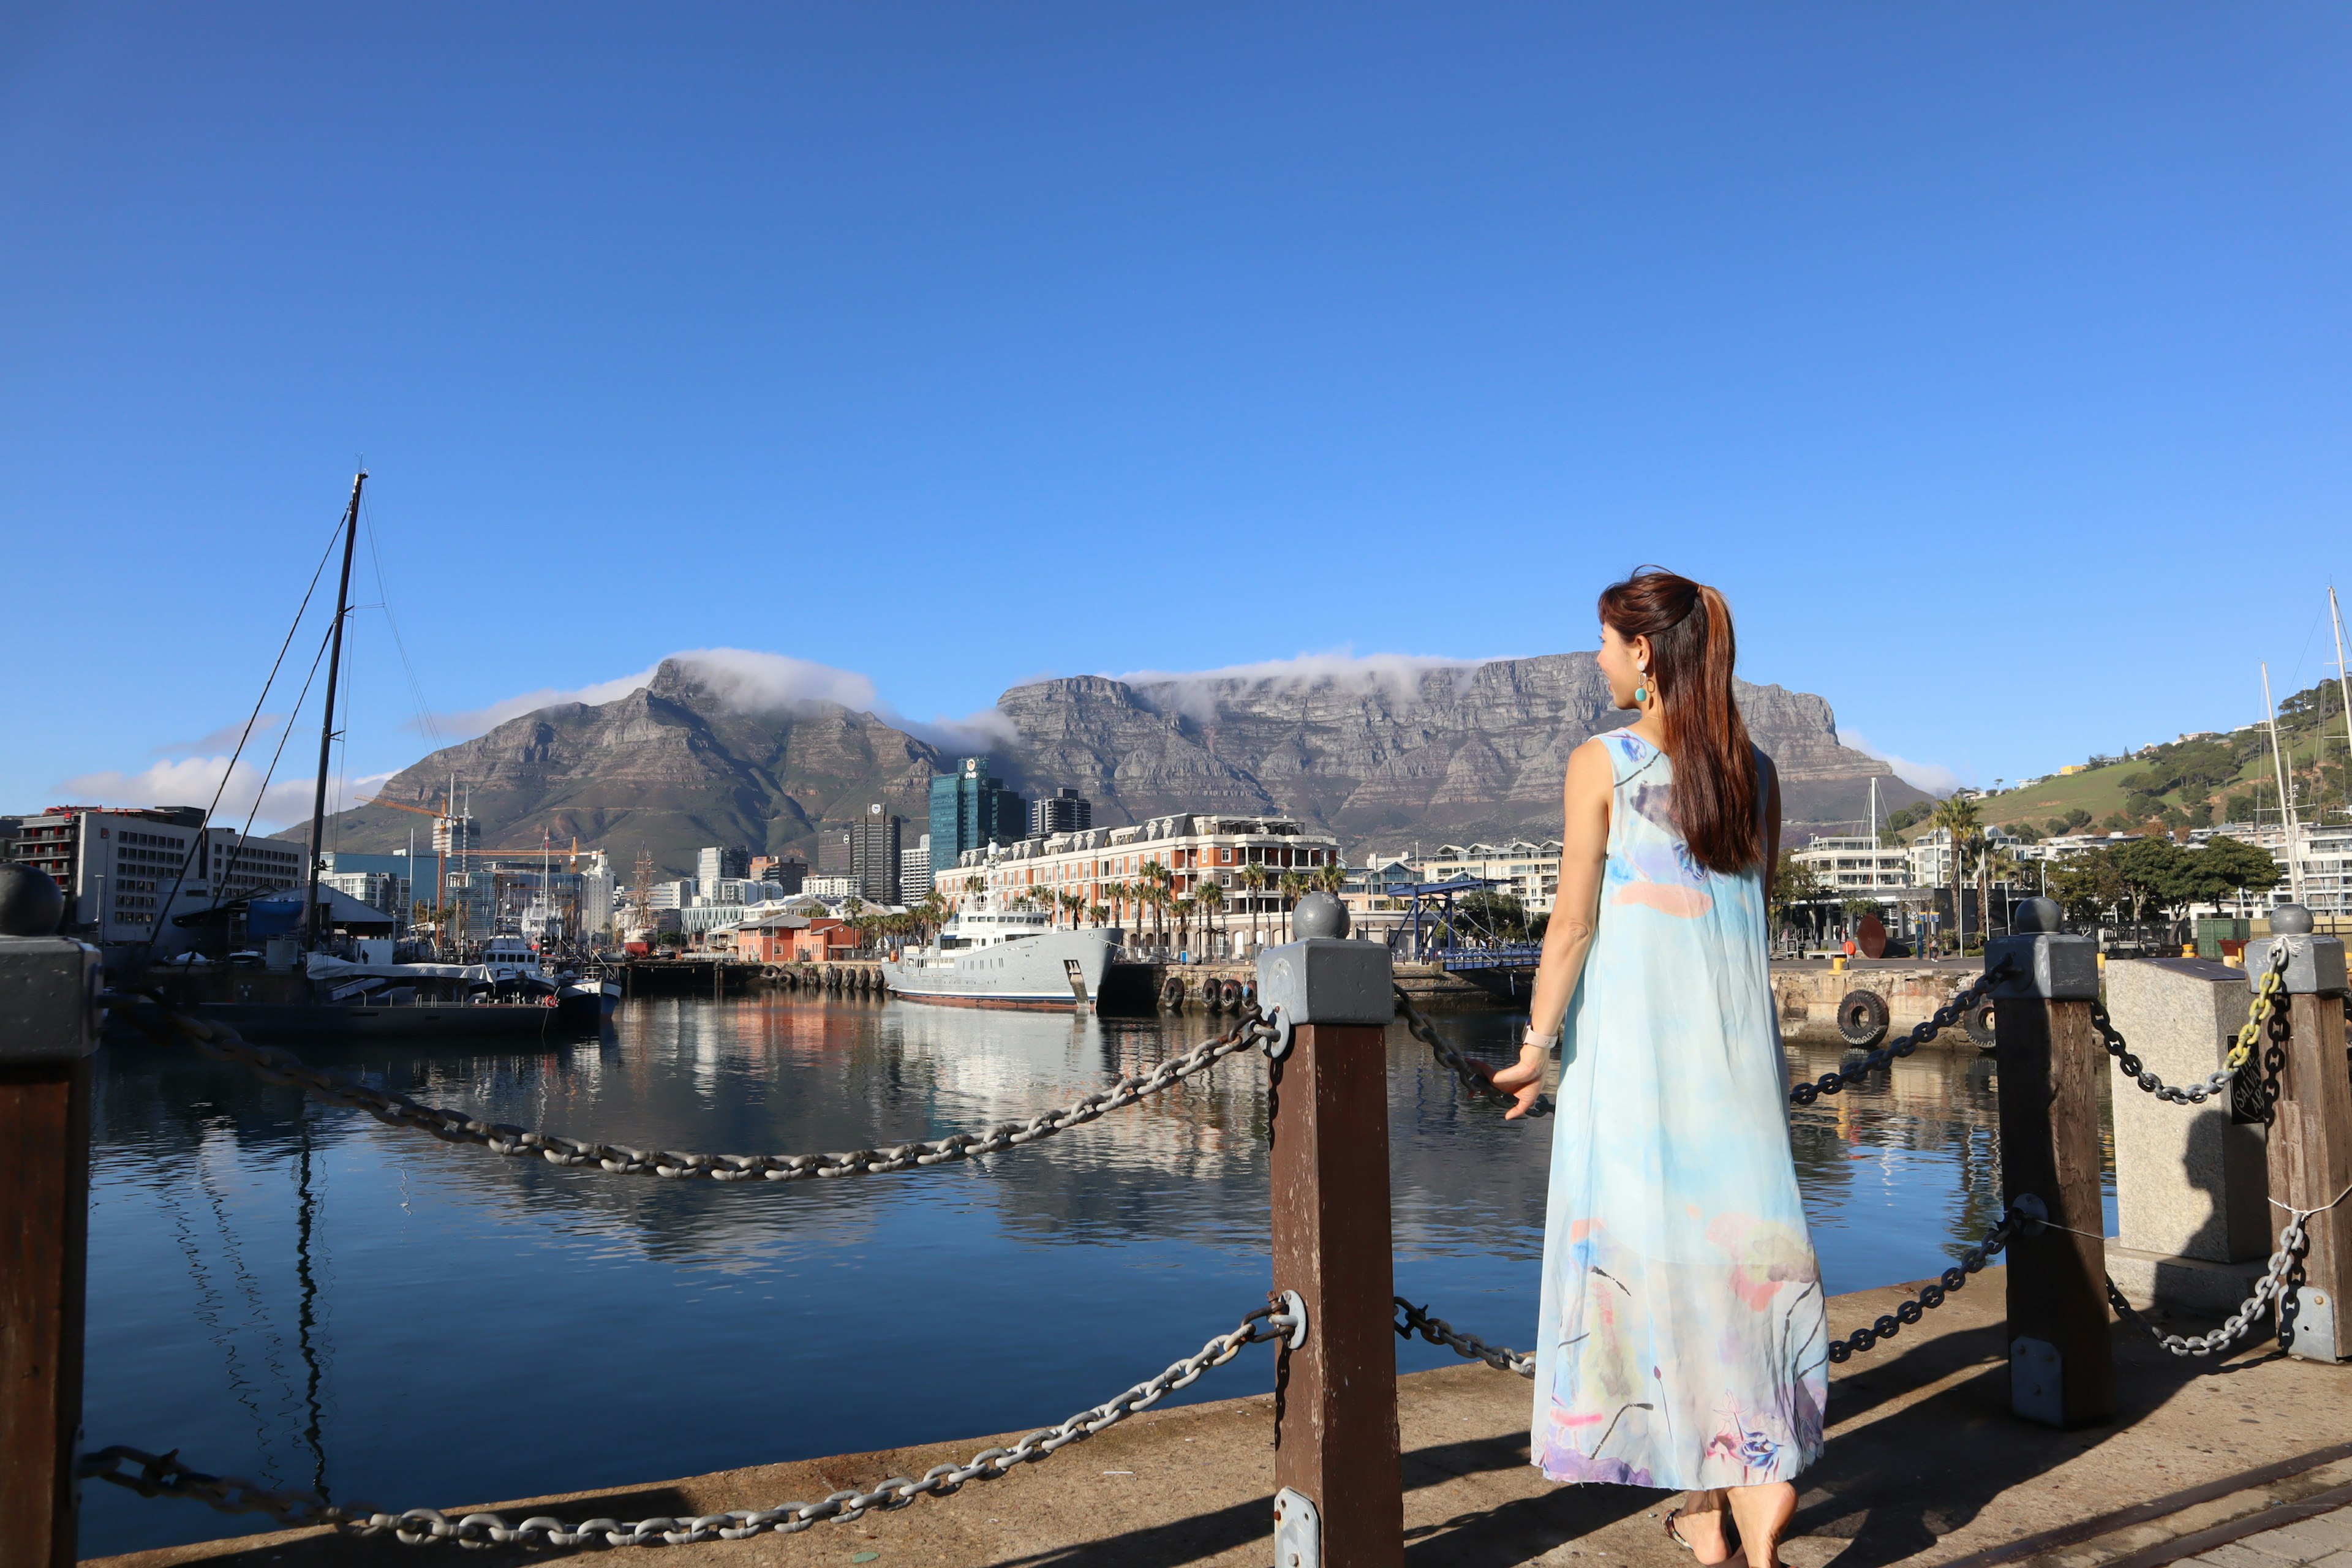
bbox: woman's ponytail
[1597,571,1762,875]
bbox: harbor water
[81,993,2113,1557]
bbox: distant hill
[293,653,1929,876]
[1969,679,2350,839]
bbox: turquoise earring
[1634,666,1650,705]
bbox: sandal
[1665,1508,1740,1567]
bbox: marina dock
[85,1268,2352,1568]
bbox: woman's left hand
[1481,1046,1548,1121]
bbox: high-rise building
[929,758,1026,875]
[851,803,902,905]
[697,845,750,886]
[1028,787,1091,838]
[750,854,808,894]
[899,834,932,907]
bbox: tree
[1932,795,1986,949]
[1769,850,1823,937]
[2046,848,2126,927]
[2110,837,2185,923]
[1278,871,1306,941]
[1194,880,1224,956]
[2183,835,2283,918]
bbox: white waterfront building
[941,813,1341,959]
[1791,836,1913,893]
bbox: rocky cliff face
[991,654,1923,851]
[306,654,1924,874]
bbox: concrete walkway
[89,1269,2352,1568]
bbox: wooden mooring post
[1257,894,1403,1568]
[2250,905,2352,1362]
[1986,897,2115,1427]
[0,867,105,1568]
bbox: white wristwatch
[1522,1025,1557,1050]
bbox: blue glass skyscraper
[929,758,1027,881]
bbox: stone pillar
[2103,957,2273,1313]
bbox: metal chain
[2105,1218,2309,1359]
[112,995,1277,1182]
[1789,963,2009,1107]
[1825,1205,2021,1363]
[1391,986,1555,1118]
[1395,1297,1536,1378]
[2086,941,2290,1106]
[82,1294,1304,1547]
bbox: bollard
[0,864,104,1568]
[2248,904,2352,1362]
[1256,892,1401,1568]
[1985,897,2114,1427]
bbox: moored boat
[883,894,1123,1009]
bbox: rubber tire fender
[1964,1000,1997,1046]
[1836,989,1891,1048]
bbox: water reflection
[82,997,2108,1557]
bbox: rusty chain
[1395,1297,1537,1378]
[83,1294,1305,1547]
[111,994,1277,1182]
[1391,987,1555,1118]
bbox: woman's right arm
[1485,736,1613,1118]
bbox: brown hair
[1596,568,1762,874]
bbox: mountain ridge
[296,653,1929,876]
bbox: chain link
[1391,987,1555,1118]
[1395,1297,1536,1378]
[1825,1206,2021,1363]
[83,1295,1303,1547]
[2086,941,2291,1106]
[1789,963,2009,1107]
[113,995,1277,1182]
[2105,1216,2310,1359]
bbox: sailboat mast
[304,470,366,944]
[2331,587,2352,827]
[2262,661,2305,905]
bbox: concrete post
[0,864,104,1568]
[2103,958,2273,1312]
[1985,897,2114,1427]
[1257,892,1401,1568]
[2248,904,2352,1362]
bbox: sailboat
[173,472,604,1042]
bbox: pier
[81,1272,2352,1567]
[6,879,2350,1567]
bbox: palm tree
[1278,871,1306,941]
[1194,880,1225,958]
[1237,864,1268,952]
[1087,902,1110,928]
[1059,889,1084,927]
[1932,795,1984,954]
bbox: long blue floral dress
[1532,730,1826,1491]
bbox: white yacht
[884,893,1124,1009]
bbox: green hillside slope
[1975,680,2351,837]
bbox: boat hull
[884,930,1118,1010]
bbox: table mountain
[304,654,1926,875]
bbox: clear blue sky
[6,5,2348,826]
